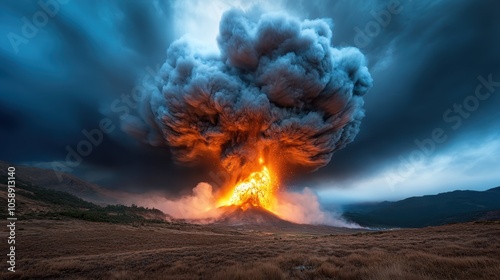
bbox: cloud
[1,0,499,203]
[319,135,500,203]
[127,8,373,186]
[274,188,359,227]
[130,182,359,227]
[132,183,222,220]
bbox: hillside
[0,177,167,224]
[0,161,118,205]
[343,187,500,228]
[1,218,499,279]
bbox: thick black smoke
[128,9,372,181]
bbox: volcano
[215,204,295,227]
[212,204,363,235]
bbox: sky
[1,0,499,205]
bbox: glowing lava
[218,159,278,210]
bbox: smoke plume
[132,183,360,227]
[132,183,222,220]
[128,8,373,181]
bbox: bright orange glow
[218,165,277,210]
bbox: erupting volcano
[125,8,373,224]
[218,158,277,211]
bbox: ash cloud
[129,9,372,181]
[132,182,222,220]
[130,182,359,227]
[2,0,499,202]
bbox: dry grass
[212,263,284,280]
[1,220,499,279]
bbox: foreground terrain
[1,165,500,279]
[1,219,499,280]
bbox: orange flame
[217,158,278,210]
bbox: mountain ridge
[0,160,118,205]
[342,187,500,228]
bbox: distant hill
[342,187,500,228]
[0,176,168,224]
[0,160,118,205]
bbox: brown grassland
[1,219,500,279]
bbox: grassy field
[1,219,499,279]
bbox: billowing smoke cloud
[130,183,222,220]
[273,188,358,227]
[128,8,372,181]
[131,183,360,227]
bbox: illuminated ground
[2,220,499,279]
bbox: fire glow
[217,158,278,211]
[133,158,360,227]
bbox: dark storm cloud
[0,0,204,193]
[282,0,500,187]
[1,0,499,195]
